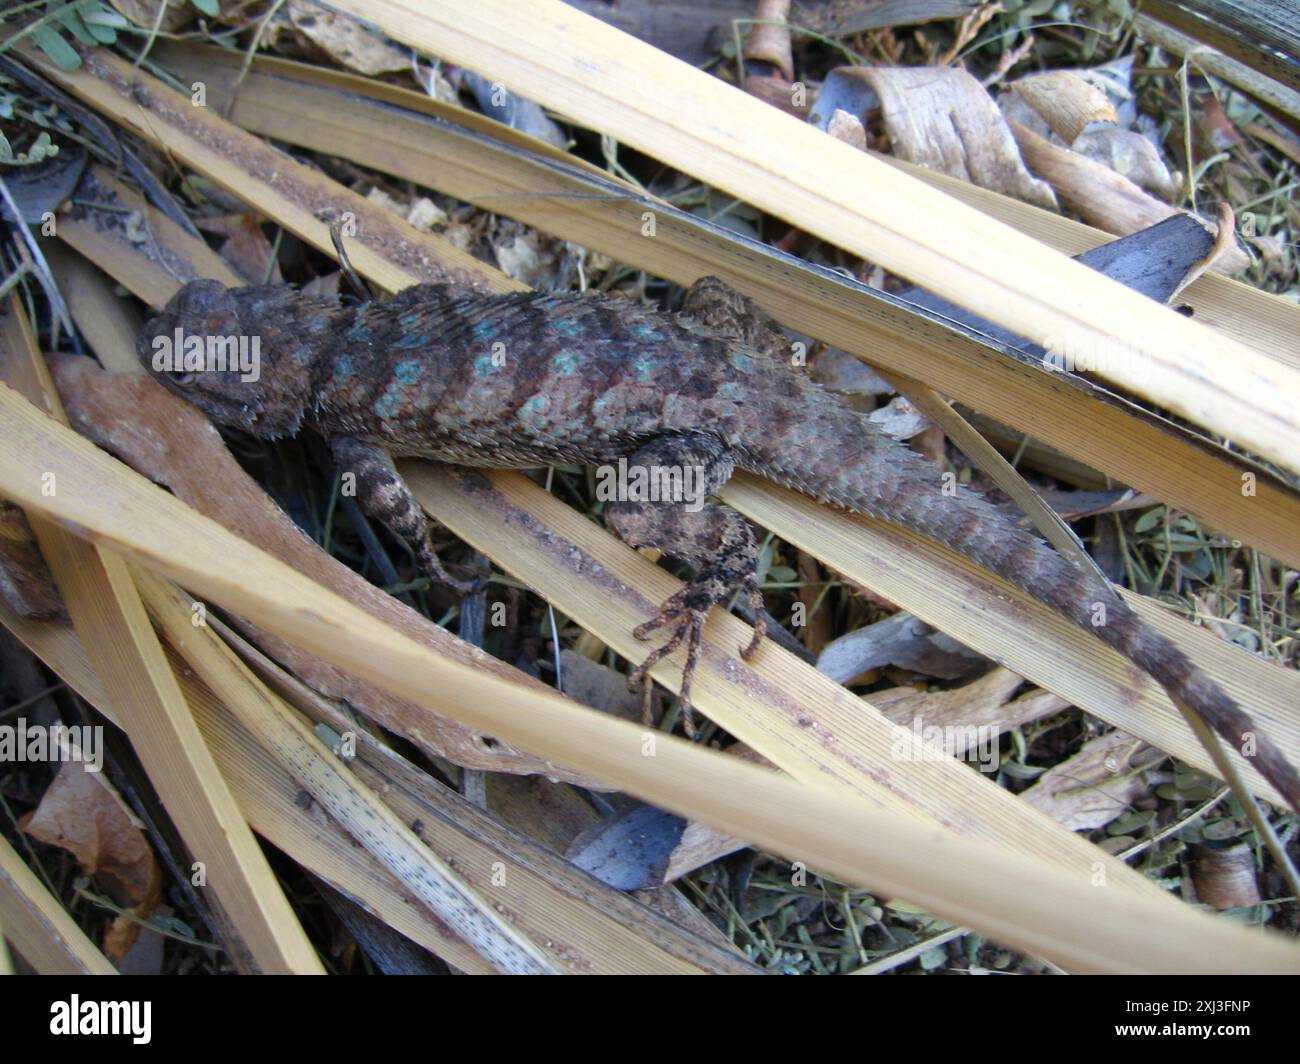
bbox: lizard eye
[167,371,198,388]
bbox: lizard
[136,274,1300,813]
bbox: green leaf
[85,22,116,42]
[30,24,81,71]
[887,926,918,948]
[24,131,59,163]
[191,0,221,16]
[151,913,199,939]
[81,5,129,28]
[80,3,119,45]
[1201,818,1243,841]
[884,897,929,915]
[1108,809,1155,835]
[55,7,96,47]
[999,759,1047,780]
[1220,904,1266,926]
[1153,533,1210,551]
[1133,506,1166,533]
[1181,550,1212,579]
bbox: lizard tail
[740,407,1300,813]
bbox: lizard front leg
[604,435,766,737]
[330,436,477,594]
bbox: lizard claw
[628,595,708,738]
[417,543,484,596]
[739,573,766,660]
[628,573,770,738]
[455,571,489,596]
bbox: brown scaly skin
[137,277,1300,806]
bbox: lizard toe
[628,604,708,738]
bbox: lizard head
[139,278,314,439]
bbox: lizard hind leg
[604,435,766,738]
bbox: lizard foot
[738,571,767,660]
[604,434,767,738]
[627,571,767,739]
[628,587,709,738]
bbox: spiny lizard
[137,275,1300,812]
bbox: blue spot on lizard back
[729,349,756,373]
[371,359,426,419]
[374,386,404,419]
[550,318,584,338]
[393,358,423,385]
[394,331,429,350]
[629,322,664,342]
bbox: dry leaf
[366,189,447,231]
[809,346,895,396]
[1010,70,1117,144]
[1001,60,1176,203]
[826,108,867,150]
[792,0,982,35]
[865,394,930,439]
[271,0,411,76]
[1198,93,1243,153]
[1072,128,1179,202]
[812,66,1057,208]
[196,213,282,285]
[0,501,66,620]
[22,764,159,904]
[998,86,1054,141]
[1192,843,1261,910]
[557,649,643,721]
[566,0,752,68]
[866,667,1066,735]
[1019,730,1156,831]
[107,0,193,33]
[816,611,988,685]
[741,0,794,82]
[22,762,162,959]
[796,549,832,657]
[743,75,808,118]
[1011,122,1249,272]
